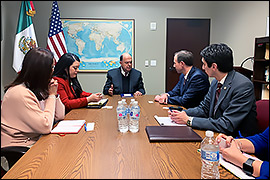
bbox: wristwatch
[186,117,192,127]
[243,158,255,176]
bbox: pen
[238,130,243,138]
[84,123,87,131]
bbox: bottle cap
[205,130,214,137]
[131,99,135,102]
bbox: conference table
[2,95,237,179]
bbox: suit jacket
[103,67,145,95]
[53,77,92,114]
[185,70,259,137]
[167,66,210,108]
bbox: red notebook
[51,120,85,134]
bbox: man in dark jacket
[155,50,210,108]
[103,53,145,96]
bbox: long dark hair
[53,53,83,98]
[4,47,54,101]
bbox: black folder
[145,126,202,142]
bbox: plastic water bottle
[122,98,127,106]
[130,98,135,106]
[128,99,135,115]
[116,101,128,133]
[122,99,129,117]
[201,130,220,179]
[129,101,140,133]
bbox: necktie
[183,78,187,86]
[215,83,222,106]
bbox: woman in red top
[53,53,102,114]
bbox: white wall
[1,1,269,99]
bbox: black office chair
[1,146,30,177]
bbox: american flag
[46,1,67,62]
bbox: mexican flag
[13,1,38,73]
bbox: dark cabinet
[253,36,269,100]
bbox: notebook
[145,126,202,142]
[87,98,108,109]
[51,120,86,134]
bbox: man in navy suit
[154,50,210,108]
[103,53,145,96]
[169,43,259,137]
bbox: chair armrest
[1,146,29,155]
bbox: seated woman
[53,53,102,114]
[216,127,269,179]
[1,47,65,148]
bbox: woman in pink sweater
[1,47,65,148]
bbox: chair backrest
[1,146,30,178]
[256,99,269,132]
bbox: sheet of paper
[102,106,113,109]
[154,115,186,126]
[220,153,258,179]
[122,94,132,97]
[86,123,95,131]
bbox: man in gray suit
[168,43,259,137]
[103,53,145,96]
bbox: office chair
[1,146,30,177]
[256,99,269,132]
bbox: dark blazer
[167,66,210,108]
[103,67,145,95]
[185,70,259,137]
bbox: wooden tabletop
[2,95,237,179]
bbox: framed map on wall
[61,18,135,72]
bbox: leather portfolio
[145,126,202,142]
[87,98,108,109]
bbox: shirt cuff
[189,116,193,126]
[48,95,56,99]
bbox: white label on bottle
[201,150,219,161]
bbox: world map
[62,19,134,71]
